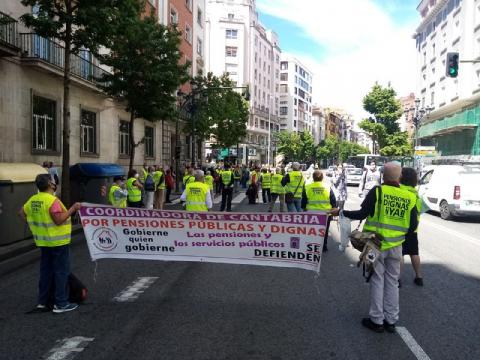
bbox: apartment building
[312,106,326,144]
[205,0,281,164]
[278,56,313,134]
[398,92,417,139]
[414,0,480,156]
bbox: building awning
[432,124,478,136]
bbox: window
[197,38,203,56]
[225,46,237,57]
[80,109,97,154]
[280,73,288,81]
[280,84,288,93]
[294,120,297,128]
[119,120,131,156]
[280,61,288,70]
[294,109,297,116]
[32,95,56,151]
[255,52,257,63]
[431,91,435,106]
[145,126,154,158]
[275,69,279,79]
[170,7,178,24]
[228,13,234,20]
[185,0,192,11]
[185,24,192,44]
[255,36,258,46]
[280,106,288,115]
[294,98,297,105]
[197,8,203,26]
[226,29,238,39]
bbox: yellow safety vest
[363,185,416,251]
[185,182,209,212]
[260,173,272,188]
[305,182,331,211]
[222,170,233,186]
[249,171,258,185]
[400,184,422,233]
[140,168,148,182]
[205,175,214,190]
[23,192,71,247]
[183,175,195,186]
[234,170,241,180]
[286,171,304,198]
[271,174,286,194]
[153,171,165,190]
[127,177,142,203]
[109,184,127,208]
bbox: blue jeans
[287,198,302,212]
[38,245,70,307]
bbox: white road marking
[43,337,94,360]
[421,218,480,246]
[113,277,158,302]
[396,327,431,360]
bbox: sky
[256,0,421,120]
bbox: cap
[114,175,126,181]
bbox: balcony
[19,33,110,89]
[0,12,20,57]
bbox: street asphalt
[1,187,479,360]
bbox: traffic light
[446,52,459,78]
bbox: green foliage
[276,132,302,162]
[363,84,402,134]
[316,135,369,164]
[298,132,317,164]
[338,141,370,163]
[380,132,413,156]
[359,119,388,150]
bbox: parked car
[325,166,336,177]
[418,164,480,220]
[346,167,363,186]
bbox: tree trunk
[129,111,136,172]
[60,5,72,207]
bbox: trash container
[70,163,125,205]
[0,163,48,246]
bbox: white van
[418,164,480,220]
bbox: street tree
[380,132,413,156]
[298,132,317,165]
[276,132,301,162]
[363,84,403,134]
[98,10,189,170]
[21,0,129,205]
[358,119,388,153]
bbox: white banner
[79,204,328,272]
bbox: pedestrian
[47,161,60,185]
[109,175,128,208]
[247,167,259,204]
[241,166,249,189]
[302,170,337,252]
[399,167,424,286]
[269,167,286,212]
[233,165,241,193]
[19,174,81,313]
[153,166,165,210]
[180,170,212,212]
[205,170,214,198]
[330,162,418,333]
[333,164,348,210]
[220,164,235,212]
[282,162,305,212]
[183,166,195,190]
[127,169,143,208]
[140,163,148,183]
[143,166,156,209]
[260,168,272,204]
[165,169,174,203]
[359,161,381,198]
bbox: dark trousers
[38,245,70,307]
[262,188,272,203]
[165,187,172,203]
[220,187,233,211]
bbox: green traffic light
[449,68,458,77]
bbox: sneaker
[383,320,396,333]
[26,304,50,314]
[414,277,424,286]
[53,303,78,314]
[362,318,384,333]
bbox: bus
[346,154,389,169]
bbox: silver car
[346,168,363,186]
[325,166,336,177]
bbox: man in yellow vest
[19,174,81,313]
[260,168,272,204]
[180,170,212,212]
[153,166,165,210]
[282,162,305,212]
[109,175,128,208]
[140,163,148,183]
[330,162,418,333]
[302,170,337,252]
[268,167,286,212]
[220,164,235,212]
[183,166,195,190]
[127,169,143,208]
[205,170,214,198]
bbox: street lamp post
[267,95,271,166]
[405,99,433,150]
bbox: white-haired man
[180,170,212,212]
[281,162,305,212]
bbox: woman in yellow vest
[269,167,286,212]
[127,169,143,208]
[180,170,212,212]
[19,174,81,313]
[205,170,214,196]
[109,175,128,208]
[260,168,272,204]
[153,166,166,210]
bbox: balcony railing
[0,11,20,51]
[20,33,110,87]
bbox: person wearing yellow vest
[301,170,337,252]
[247,167,260,204]
[182,166,195,190]
[109,175,128,208]
[180,170,212,212]
[399,167,424,287]
[153,166,166,210]
[268,167,286,212]
[140,163,148,183]
[205,170,214,197]
[127,169,143,208]
[260,168,272,204]
[19,174,81,313]
[282,162,305,212]
[220,164,235,212]
[330,162,418,334]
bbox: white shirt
[180,186,213,209]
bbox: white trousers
[145,191,155,209]
[369,246,402,325]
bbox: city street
[1,186,479,360]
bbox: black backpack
[144,174,155,191]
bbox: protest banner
[79,204,328,272]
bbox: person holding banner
[127,169,143,208]
[109,175,128,208]
[180,170,212,212]
[302,170,336,252]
